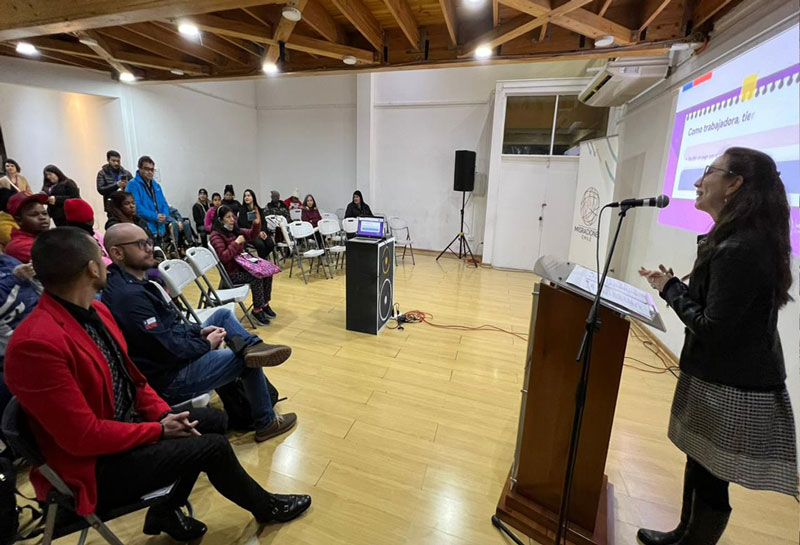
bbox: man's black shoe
[256,493,311,523]
[143,506,207,541]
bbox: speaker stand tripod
[437,191,478,268]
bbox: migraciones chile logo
[575,186,600,240]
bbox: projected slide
[659,25,799,253]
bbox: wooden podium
[496,257,664,545]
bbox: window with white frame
[502,95,609,156]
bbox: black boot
[637,463,695,545]
[255,493,311,523]
[143,505,208,541]
[674,493,730,545]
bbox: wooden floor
[42,252,796,544]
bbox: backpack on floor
[216,378,281,432]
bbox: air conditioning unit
[579,57,670,107]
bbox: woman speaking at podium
[639,147,797,545]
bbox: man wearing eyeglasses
[126,156,171,248]
[101,223,298,443]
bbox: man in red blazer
[4,227,310,541]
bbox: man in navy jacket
[101,223,298,443]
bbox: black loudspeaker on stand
[437,150,478,267]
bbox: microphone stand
[553,204,630,545]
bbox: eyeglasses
[703,165,738,178]
[140,167,155,172]
[116,239,154,251]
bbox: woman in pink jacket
[209,205,275,326]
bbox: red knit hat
[64,198,95,225]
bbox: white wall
[0,82,125,226]
[0,56,259,225]
[256,74,356,214]
[614,0,800,449]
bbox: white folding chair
[335,208,346,220]
[388,216,415,265]
[289,208,303,221]
[268,215,294,265]
[318,218,346,272]
[157,259,238,326]
[321,212,338,222]
[288,220,330,283]
[184,247,257,328]
[342,217,358,237]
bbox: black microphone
[608,194,670,209]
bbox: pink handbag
[234,253,281,278]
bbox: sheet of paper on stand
[565,265,657,319]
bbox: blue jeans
[161,309,274,429]
[168,217,194,245]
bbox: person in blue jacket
[126,156,171,246]
[0,249,40,457]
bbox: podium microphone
[608,194,670,209]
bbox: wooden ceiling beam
[180,14,273,42]
[219,35,264,58]
[498,0,636,44]
[125,22,225,65]
[192,28,253,64]
[598,0,613,17]
[693,0,734,27]
[112,51,209,74]
[75,30,131,76]
[0,0,286,41]
[639,0,673,31]
[461,0,593,55]
[288,34,376,63]
[0,42,109,71]
[303,0,346,43]
[241,6,274,30]
[493,0,499,27]
[95,26,183,60]
[439,0,459,46]
[382,0,420,50]
[329,0,384,51]
[264,0,309,65]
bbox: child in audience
[193,189,210,247]
[204,192,222,233]
[5,192,50,263]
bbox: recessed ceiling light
[282,6,303,21]
[78,36,98,47]
[594,35,615,48]
[474,45,492,59]
[178,23,200,38]
[262,61,279,75]
[170,69,185,76]
[342,55,357,65]
[15,42,38,56]
[119,71,136,83]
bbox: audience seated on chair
[344,190,373,218]
[95,150,133,212]
[222,184,241,215]
[64,198,112,266]
[210,206,277,326]
[5,192,50,263]
[4,228,310,541]
[102,223,296,443]
[41,165,80,228]
[126,156,171,247]
[204,192,222,234]
[105,191,155,241]
[266,190,290,222]
[0,248,40,457]
[168,206,196,250]
[284,190,302,211]
[193,188,210,247]
[238,189,275,261]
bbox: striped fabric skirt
[668,372,798,497]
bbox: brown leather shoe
[244,343,292,368]
[255,412,297,442]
